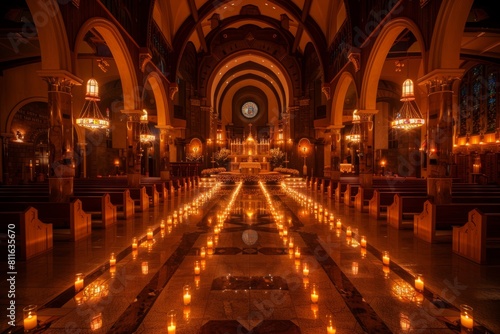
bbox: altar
[239,162,263,174]
[228,123,271,173]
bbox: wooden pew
[129,187,150,212]
[74,190,135,220]
[70,194,117,228]
[368,190,426,220]
[354,187,375,213]
[387,194,429,229]
[452,209,500,264]
[144,185,160,206]
[0,200,91,241]
[334,183,349,203]
[0,207,53,260]
[343,184,359,207]
[413,201,499,243]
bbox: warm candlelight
[90,313,102,330]
[167,310,176,334]
[183,285,191,305]
[110,265,116,277]
[132,237,138,250]
[75,273,84,292]
[194,261,201,275]
[352,262,359,275]
[132,249,138,260]
[346,226,352,237]
[336,219,342,229]
[361,247,367,259]
[194,274,200,288]
[415,274,424,292]
[310,283,319,303]
[360,236,367,248]
[142,262,148,275]
[160,219,165,229]
[383,265,390,278]
[460,304,474,330]
[382,251,390,266]
[207,235,214,249]
[327,314,336,334]
[109,253,116,267]
[147,228,153,240]
[200,246,206,258]
[167,216,173,225]
[295,246,301,259]
[23,305,37,330]
[289,237,294,249]
[303,263,309,277]
[303,277,310,289]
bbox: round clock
[241,101,258,119]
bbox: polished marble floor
[1,179,499,334]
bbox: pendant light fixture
[391,57,424,130]
[346,109,361,143]
[76,59,109,130]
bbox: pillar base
[160,171,171,181]
[427,177,452,204]
[49,177,73,202]
[359,173,373,188]
[127,173,141,188]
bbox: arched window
[459,64,499,136]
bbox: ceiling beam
[187,0,207,52]
[292,0,312,53]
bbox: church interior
[1,0,500,333]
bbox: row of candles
[165,183,242,333]
[281,182,478,332]
[266,182,338,333]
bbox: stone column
[357,110,377,188]
[123,110,143,187]
[419,70,463,204]
[328,126,343,182]
[158,125,173,181]
[78,142,87,178]
[38,71,81,202]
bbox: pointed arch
[331,71,356,126]
[360,18,426,111]
[73,18,140,112]
[26,0,72,71]
[144,72,171,126]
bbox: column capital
[169,83,179,100]
[156,125,174,132]
[37,69,83,86]
[321,83,331,100]
[121,109,144,115]
[417,69,465,90]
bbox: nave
[1,180,499,334]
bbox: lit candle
[167,310,176,334]
[200,246,206,258]
[194,261,200,275]
[207,235,213,249]
[167,216,173,225]
[310,283,319,303]
[23,305,37,330]
[160,219,165,229]
[460,304,474,330]
[383,265,390,278]
[289,237,294,249]
[360,236,367,248]
[303,263,309,277]
[346,226,352,237]
[132,237,138,250]
[336,219,342,229]
[75,273,84,292]
[327,314,336,334]
[147,228,153,240]
[183,285,191,305]
[352,262,359,275]
[109,253,116,267]
[110,265,116,277]
[142,262,148,275]
[415,274,424,292]
[382,251,390,266]
[295,247,301,259]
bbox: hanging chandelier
[391,79,424,130]
[140,110,155,143]
[346,109,361,143]
[76,78,110,130]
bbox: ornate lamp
[346,109,361,143]
[76,78,110,130]
[140,110,155,143]
[391,79,424,130]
